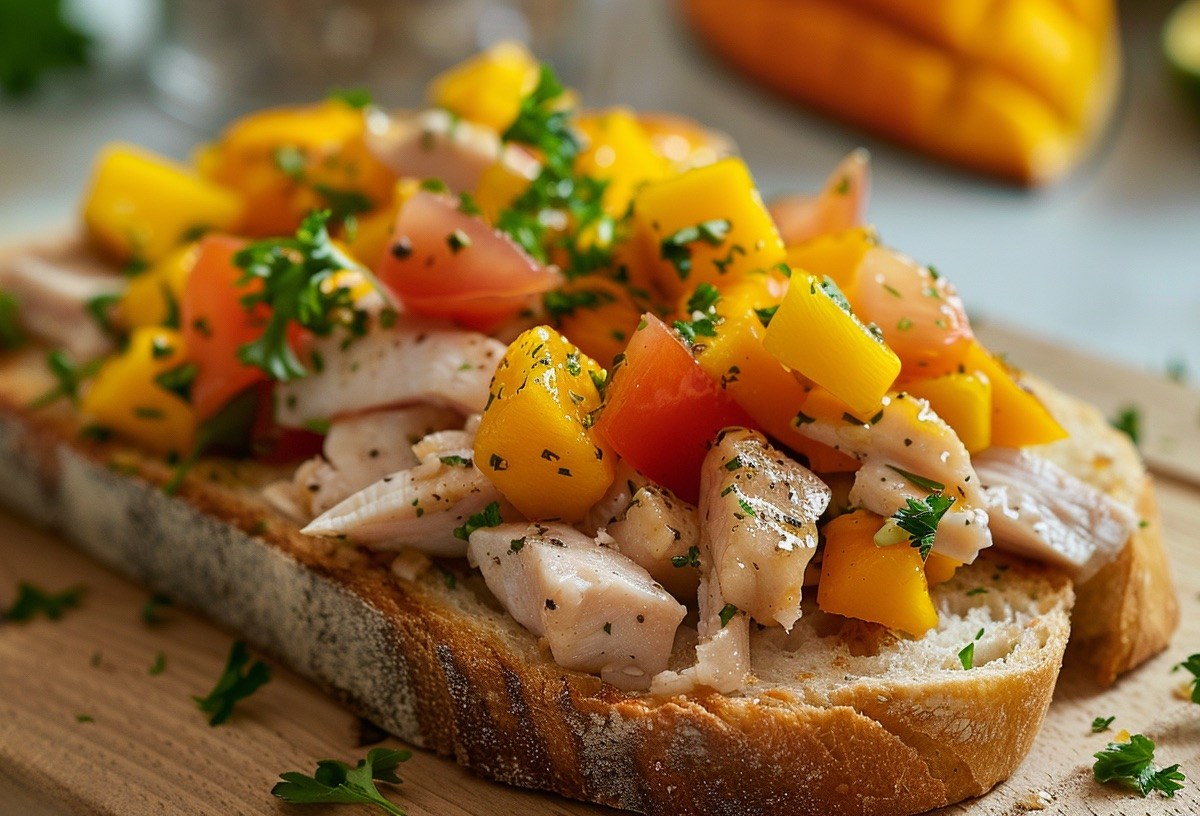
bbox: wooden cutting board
[2,324,1199,816]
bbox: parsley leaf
[328,88,373,109]
[885,465,945,493]
[958,642,974,670]
[1092,716,1116,733]
[0,289,25,348]
[141,592,174,626]
[193,640,271,726]
[673,282,722,347]
[84,292,122,340]
[718,602,739,628]
[234,210,382,382]
[671,545,701,569]
[28,351,102,410]
[272,747,412,814]
[1110,405,1141,446]
[1092,734,1185,798]
[3,581,84,622]
[660,219,731,280]
[451,501,504,542]
[881,494,957,560]
[1172,653,1200,703]
[543,287,617,321]
[0,0,92,98]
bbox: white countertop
[1,0,1197,380]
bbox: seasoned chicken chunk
[798,392,991,563]
[700,428,831,630]
[468,522,686,691]
[975,447,1137,581]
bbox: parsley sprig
[875,494,956,560]
[660,219,731,281]
[3,581,84,622]
[234,210,381,382]
[451,501,504,542]
[272,747,411,814]
[673,283,722,347]
[0,0,92,97]
[1092,734,1185,798]
[28,350,102,410]
[1173,653,1200,703]
[193,640,271,726]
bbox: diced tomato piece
[769,150,869,246]
[181,234,268,421]
[376,190,559,331]
[595,314,758,504]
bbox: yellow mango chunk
[474,326,615,521]
[474,159,533,224]
[961,341,1067,447]
[82,145,242,264]
[427,41,540,132]
[924,552,961,586]
[576,108,672,216]
[81,327,197,456]
[545,278,642,368]
[119,242,199,330]
[784,226,877,297]
[632,157,785,300]
[817,509,938,637]
[763,272,900,416]
[201,100,396,237]
[903,371,992,453]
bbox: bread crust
[0,384,1072,816]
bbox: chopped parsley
[671,545,701,569]
[885,465,946,493]
[328,88,373,109]
[2,581,84,622]
[1092,716,1116,733]
[446,228,471,253]
[28,350,101,410]
[154,362,199,401]
[272,747,412,815]
[84,292,123,340]
[1110,406,1141,446]
[673,282,722,346]
[754,305,778,327]
[149,651,167,676]
[718,603,739,628]
[192,640,271,726]
[438,455,472,468]
[958,643,974,670]
[543,287,617,320]
[1172,653,1200,703]
[451,501,504,542]
[1092,734,1185,798]
[141,592,174,626]
[660,219,731,280]
[234,210,381,382]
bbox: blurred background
[0,0,1197,378]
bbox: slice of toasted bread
[0,344,1067,815]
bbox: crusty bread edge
[0,389,1075,816]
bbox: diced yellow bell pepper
[784,226,877,298]
[200,100,396,237]
[903,371,992,453]
[474,326,615,521]
[119,242,199,330]
[82,145,242,264]
[924,552,961,586]
[763,271,901,416]
[576,108,673,216]
[632,157,785,300]
[961,340,1067,447]
[546,278,642,368]
[81,327,197,456]
[474,159,533,224]
[427,41,540,132]
[817,509,938,637]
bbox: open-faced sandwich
[0,43,1179,816]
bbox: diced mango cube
[576,108,672,216]
[632,157,785,300]
[427,41,540,132]
[961,340,1067,447]
[119,242,199,329]
[764,272,901,416]
[817,509,938,637]
[924,552,961,586]
[81,327,197,456]
[82,145,242,263]
[784,226,877,297]
[904,371,992,453]
[474,326,615,521]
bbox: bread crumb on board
[1017,789,1054,810]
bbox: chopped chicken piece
[798,392,991,563]
[294,406,461,517]
[275,319,505,427]
[468,522,686,691]
[301,423,504,556]
[701,428,830,630]
[650,571,750,696]
[974,447,1137,581]
[0,254,124,359]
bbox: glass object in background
[148,0,616,129]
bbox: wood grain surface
[1,324,1198,816]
